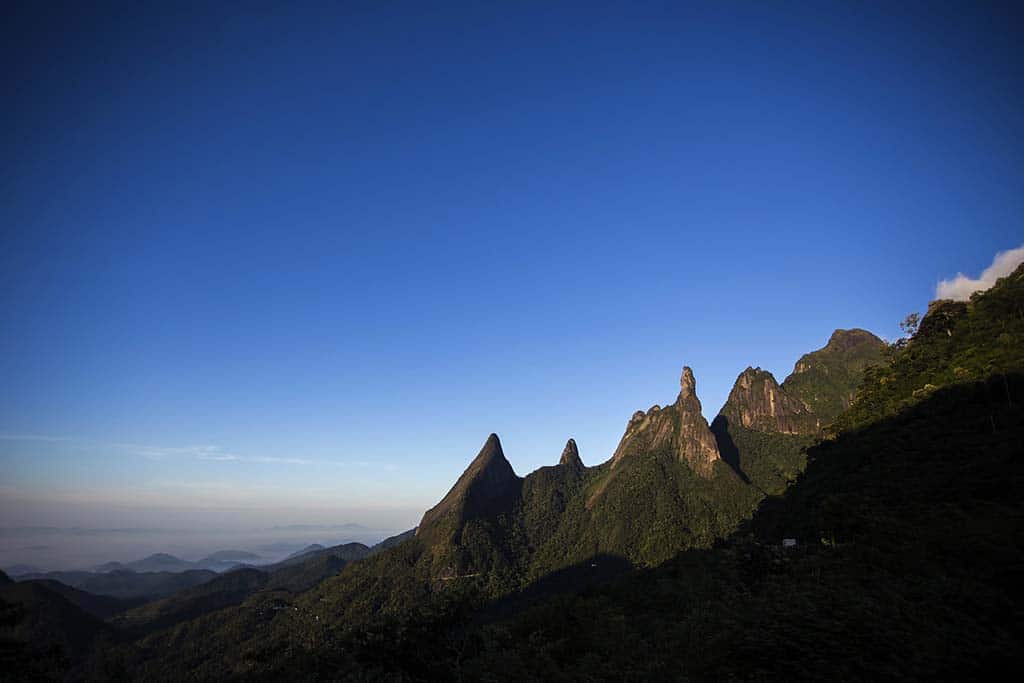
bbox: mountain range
[90,551,262,574]
[2,264,1022,680]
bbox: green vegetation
[128,371,1019,681]
[782,328,887,424]
[7,266,1021,680]
[10,569,219,601]
[835,266,1024,433]
[447,370,1024,680]
[711,419,813,494]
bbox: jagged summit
[559,438,583,468]
[416,434,521,543]
[611,364,720,476]
[717,367,819,435]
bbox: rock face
[559,438,584,468]
[718,367,819,435]
[417,434,521,545]
[612,366,720,476]
[781,328,887,425]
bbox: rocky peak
[717,367,819,435]
[559,438,583,468]
[826,328,882,352]
[611,364,720,476]
[417,434,521,542]
[679,366,697,400]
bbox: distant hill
[370,528,415,553]
[262,542,369,571]
[14,569,218,600]
[108,543,379,639]
[123,553,195,573]
[282,544,324,562]
[90,551,262,574]
[111,568,270,638]
[0,578,116,679]
[199,550,262,563]
[13,579,144,619]
[3,564,43,577]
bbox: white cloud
[936,245,1024,301]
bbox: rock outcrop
[559,438,584,468]
[717,367,819,435]
[611,366,720,476]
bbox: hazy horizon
[0,523,408,573]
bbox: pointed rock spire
[611,364,720,476]
[679,366,697,400]
[559,438,583,468]
[672,365,720,475]
[417,434,521,542]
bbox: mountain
[14,579,145,619]
[283,544,325,561]
[196,265,1023,681]
[610,367,721,475]
[781,328,887,423]
[3,564,43,577]
[124,553,195,573]
[433,271,1024,680]
[709,330,886,495]
[716,366,819,435]
[198,550,261,564]
[260,542,371,574]
[43,269,1024,680]
[558,438,583,468]
[368,528,416,554]
[711,366,816,494]
[109,541,387,640]
[90,551,261,574]
[0,578,117,679]
[14,569,218,600]
[121,357,862,678]
[417,433,522,549]
[834,266,1024,433]
[262,552,350,593]
[111,568,270,638]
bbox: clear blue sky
[2,1,1021,535]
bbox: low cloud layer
[936,245,1024,301]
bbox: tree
[899,312,920,337]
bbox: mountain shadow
[708,414,750,484]
[456,371,1024,680]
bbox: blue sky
[2,1,1022,537]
